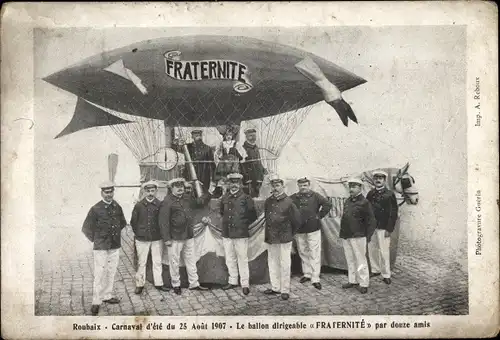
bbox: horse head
[391,162,419,205]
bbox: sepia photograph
[34,25,467,317]
[1,2,498,339]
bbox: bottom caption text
[72,320,431,332]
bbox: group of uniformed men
[82,169,398,315]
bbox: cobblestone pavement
[35,226,468,316]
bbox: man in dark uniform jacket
[220,173,258,295]
[174,130,215,192]
[159,177,211,295]
[290,177,333,290]
[241,128,267,198]
[367,170,399,285]
[263,174,302,301]
[82,181,127,315]
[340,178,376,294]
[130,180,169,294]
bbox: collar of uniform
[192,140,207,148]
[350,193,363,202]
[169,193,183,201]
[375,187,387,193]
[243,141,257,149]
[229,189,242,198]
[272,192,287,201]
[101,199,115,206]
[297,191,313,198]
[143,197,159,206]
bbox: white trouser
[268,242,292,294]
[92,248,120,305]
[135,239,164,287]
[295,230,322,283]
[223,237,250,288]
[368,229,391,278]
[168,239,199,288]
[342,237,369,288]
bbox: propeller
[107,153,168,188]
[108,153,118,182]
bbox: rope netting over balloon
[88,74,316,177]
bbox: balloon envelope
[43,35,366,130]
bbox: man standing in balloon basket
[159,178,211,295]
[220,173,258,295]
[290,177,332,290]
[241,128,268,198]
[82,181,127,315]
[173,129,215,193]
[263,174,302,301]
[367,170,399,285]
[340,178,376,294]
[130,180,170,295]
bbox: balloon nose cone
[43,70,67,88]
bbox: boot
[299,277,311,284]
[222,284,238,290]
[155,285,170,292]
[91,304,100,316]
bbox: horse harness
[392,166,419,206]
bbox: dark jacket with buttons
[159,192,210,241]
[82,200,127,250]
[290,190,333,234]
[241,141,265,183]
[130,197,162,241]
[264,193,302,244]
[175,141,215,191]
[220,190,258,239]
[339,194,376,240]
[366,188,399,232]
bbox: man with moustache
[130,180,169,294]
[340,178,376,294]
[367,170,399,285]
[263,174,302,301]
[82,181,128,315]
[159,178,211,295]
[173,129,215,192]
[241,128,268,198]
[290,177,332,290]
[220,173,258,295]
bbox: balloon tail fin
[327,99,358,126]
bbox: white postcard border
[1,2,498,339]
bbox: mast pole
[165,121,203,197]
